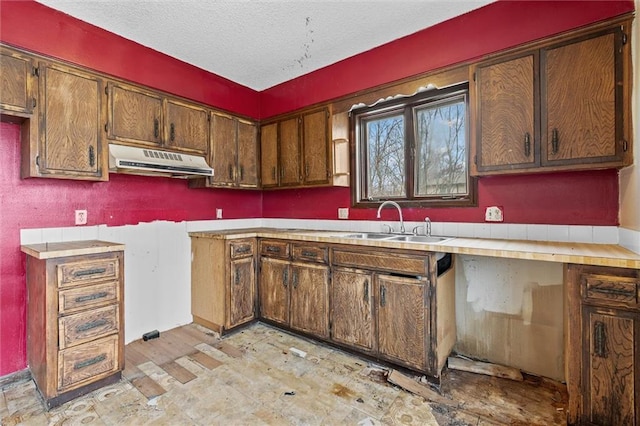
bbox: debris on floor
[447,355,524,381]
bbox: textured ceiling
[35,0,494,91]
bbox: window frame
[350,83,476,209]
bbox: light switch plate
[216,208,223,219]
[485,206,503,222]
[338,208,349,219]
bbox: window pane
[414,98,467,196]
[365,113,405,198]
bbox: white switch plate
[216,208,223,219]
[485,206,503,222]
[75,209,87,225]
[338,208,349,219]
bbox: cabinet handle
[234,246,251,255]
[170,123,175,142]
[380,285,386,307]
[234,267,240,285]
[272,167,276,180]
[74,267,107,277]
[363,279,369,302]
[305,163,310,178]
[32,98,37,108]
[301,250,317,258]
[76,318,108,333]
[228,164,234,180]
[282,268,288,287]
[239,166,244,181]
[292,270,298,288]
[280,168,284,179]
[594,321,606,358]
[154,118,159,139]
[551,128,559,154]
[524,132,531,157]
[75,291,109,303]
[88,146,95,167]
[266,246,281,254]
[74,354,106,370]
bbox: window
[352,83,475,207]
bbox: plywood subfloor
[1,322,567,425]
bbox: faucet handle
[382,223,394,234]
[412,225,424,235]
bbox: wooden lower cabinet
[22,241,124,409]
[566,264,640,425]
[330,268,375,352]
[289,262,329,338]
[259,257,290,325]
[190,235,256,334]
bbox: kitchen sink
[341,232,396,240]
[388,235,452,243]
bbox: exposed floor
[1,322,567,425]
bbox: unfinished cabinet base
[39,372,121,410]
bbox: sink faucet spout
[376,201,405,234]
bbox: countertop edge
[21,240,125,259]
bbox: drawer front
[583,273,638,306]
[292,244,328,263]
[58,335,119,391]
[333,249,427,276]
[59,304,119,349]
[58,257,119,288]
[58,281,119,314]
[229,239,255,259]
[260,240,290,258]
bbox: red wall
[0,0,631,377]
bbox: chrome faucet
[413,216,431,236]
[376,201,405,234]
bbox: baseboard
[0,368,31,388]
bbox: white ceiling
[35,0,494,91]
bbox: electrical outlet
[216,208,223,219]
[338,208,349,219]
[75,209,87,225]
[485,206,504,222]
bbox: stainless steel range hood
[109,144,213,178]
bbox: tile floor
[0,323,567,425]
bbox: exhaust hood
[109,144,213,178]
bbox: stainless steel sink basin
[388,235,452,243]
[342,232,396,240]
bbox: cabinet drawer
[333,249,427,276]
[58,335,119,391]
[57,257,119,288]
[292,244,328,263]
[58,281,119,314]
[229,239,255,259]
[583,273,639,306]
[59,304,119,349]
[260,240,290,258]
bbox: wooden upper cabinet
[279,117,301,186]
[0,47,36,115]
[164,99,209,155]
[542,29,624,166]
[106,82,163,147]
[260,122,278,187]
[302,108,331,185]
[211,113,237,185]
[473,23,631,175]
[475,53,537,172]
[208,113,258,188]
[34,62,106,181]
[106,82,208,155]
[237,119,259,187]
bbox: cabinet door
[229,256,255,327]
[0,48,36,115]
[290,262,329,338]
[475,54,536,172]
[260,122,278,187]
[164,99,209,155]
[107,82,163,147]
[279,117,301,186]
[302,108,330,185]
[331,268,375,351]
[237,119,259,188]
[39,63,105,180]
[377,274,427,371]
[543,29,622,166]
[582,306,637,425]
[211,113,237,186]
[259,257,289,325]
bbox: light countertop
[21,240,125,259]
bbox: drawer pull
[75,291,109,303]
[363,279,369,302]
[590,286,635,297]
[282,268,288,287]
[74,353,106,370]
[594,321,606,358]
[74,267,107,278]
[301,250,317,258]
[76,319,108,333]
[266,246,281,254]
[235,246,251,254]
[380,285,386,307]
